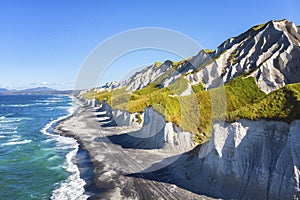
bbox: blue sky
[0,0,299,89]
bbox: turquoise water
[0,95,87,199]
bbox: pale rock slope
[116,19,300,94]
[88,19,300,199]
[135,119,300,199]
[99,101,196,152]
[124,60,173,92]
[188,19,300,93]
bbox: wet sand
[55,99,212,199]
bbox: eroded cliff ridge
[82,19,300,199]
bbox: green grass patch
[132,83,160,96]
[192,82,205,93]
[227,83,300,122]
[83,75,266,144]
[83,90,112,105]
[204,49,214,53]
[168,77,189,95]
[171,60,186,68]
[225,75,265,112]
[83,72,300,145]
[252,23,266,31]
[154,61,162,67]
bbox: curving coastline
[40,96,95,199]
[55,96,300,199]
[54,98,211,199]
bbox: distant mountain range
[0,88,9,93]
[0,87,75,95]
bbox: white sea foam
[1,103,51,107]
[39,97,88,199]
[0,117,32,124]
[9,136,21,141]
[1,104,32,107]
[51,146,89,200]
[36,98,65,104]
[1,118,21,123]
[34,102,50,106]
[1,130,17,134]
[0,125,18,131]
[0,116,6,120]
[40,102,77,138]
[1,139,32,146]
[48,155,61,161]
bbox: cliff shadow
[124,120,298,200]
[124,137,250,199]
[98,118,117,127]
[93,128,165,150]
[124,144,224,198]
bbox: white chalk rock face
[129,107,196,151]
[164,122,196,151]
[98,103,196,151]
[91,98,100,107]
[123,61,173,92]
[165,119,300,199]
[112,109,142,128]
[120,50,212,93]
[99,101,113,118]
[102,20,300,95]
[186,19,300,93]
[99,101,142,127]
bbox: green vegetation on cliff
[227,83,300,122]
[83,73,300,144]
[252,23,266,31]
[84,74,275,143]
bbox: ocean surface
[0,95,94,199]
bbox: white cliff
[98,101,196,152]
[82,19,300,199]
[147,119,300,199]
[112,109,143,128]
[128,107,196,151]
[123,60,173,92]
[113,20,300,94]
[186,19,300,93]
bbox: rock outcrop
[113,20,300,94]
[127,107,196,151]
[124,60,173,92]
[138,119,300,199]
[98,102,196,152]
[112,109,142,128]
[188,19,300,93]
[83,19,300,199]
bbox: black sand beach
[54,99,212,199]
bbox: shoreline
[54,98,211,199]
[54,122,104,199]
[52,97,103,199]
[54,100,108,199]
